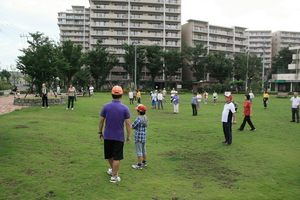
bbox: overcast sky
[0,0,299,70]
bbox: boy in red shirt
[237,94,256,131]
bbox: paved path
[0,94,30,115]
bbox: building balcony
[288,64,300,70]
[272,73,300,81]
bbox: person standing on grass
[237,95,256,131]
[99,86,131,183]
[129,90,134,105]
[89,85,94,98]
[150,90,157,109]
[249,90,255,103]
[170,88,176,104]
[57,85,61,95]
[41,84,49,108]
[196,92,202,110]
[221,94,236,145]
[213,91,218,105]
[263,91,269,109]
[157,91,164,110]
[191,93,197,116]
[162,88,167,102]
[133,90,137,102]
[131,104,148,170]
[66,84,76,110]
[171,91,180,114]
[290,92,300,123]
[203,90,208,104]
[137,90,141,104]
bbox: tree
[272,47,293,74]
[58,40,85,86]
[123,43,146,88]
[183,43,208,81]
[206,52,233,84]
[16,32,59,94]
[72,68,91,89]
[85,40,119,89]
[0,69,11,84]
[163,48,184,88]
[145,45,163,88]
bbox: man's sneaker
[132,164,142,169]
[66,108,69,110]
[237,129,243,131]
[107,168,112,175]
[71,108,74,110]
[250,129,256,131]
[110,176,121,183]
[142,162,147,167]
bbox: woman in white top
[196,92,202,110]
[89,85,94,98]
[67,84,76,110]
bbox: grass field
[0,92,299,200]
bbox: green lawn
[0,93,299,200]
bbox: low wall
[13,98,66,106]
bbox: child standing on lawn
[131,104,148,169]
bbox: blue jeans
[157,100,164,109]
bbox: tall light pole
[262,39,265,90]
[246,49,250,92]
[132,41,139,89]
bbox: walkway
[0,94,29,115]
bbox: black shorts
[104,140,124,160]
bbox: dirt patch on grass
[22,168,38,176]
[1,179,22,187]
[173,151,242,189]
[15,125,29,129]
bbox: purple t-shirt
[100,100,130,142]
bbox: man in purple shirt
[99,86,131,183]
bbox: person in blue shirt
[131,104,148,170]
[191,93,198,116]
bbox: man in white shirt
[157,91,164,109]
[221,94,236,145]
[290,92,300,123]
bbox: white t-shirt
[249,92,254,99]
[196,94,202,102]
[129,92,133,98]
[221,102,236,123]
[157,93,164,100]
[290,96,300,108]
[89,87,94,93]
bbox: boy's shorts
[104,140,124,160]
[135,141,147,157]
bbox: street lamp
[262,39,266,90]
[132,41,140,89]
[246,49,250,92]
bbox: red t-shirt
[244,101,252,116]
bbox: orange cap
[135,104,147,112]
[111,86,123,95]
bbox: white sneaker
[107,168,112,175]
[132,164,142,169]
[110,176,121,183]
[71,108,74,110]
[66,108,69,110]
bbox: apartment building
[58,0,182,89]
[272,31,300,57]
[181,19,248,81]
[57,6,90,52]
[270,46,300,92]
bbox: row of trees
[16,32,293,93]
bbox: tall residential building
[57,6,90,52]
[271,46,300,92]
[246,30,272,82]
[58,0,182,89]
[181,19,248,81]
[272,31,300,56]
